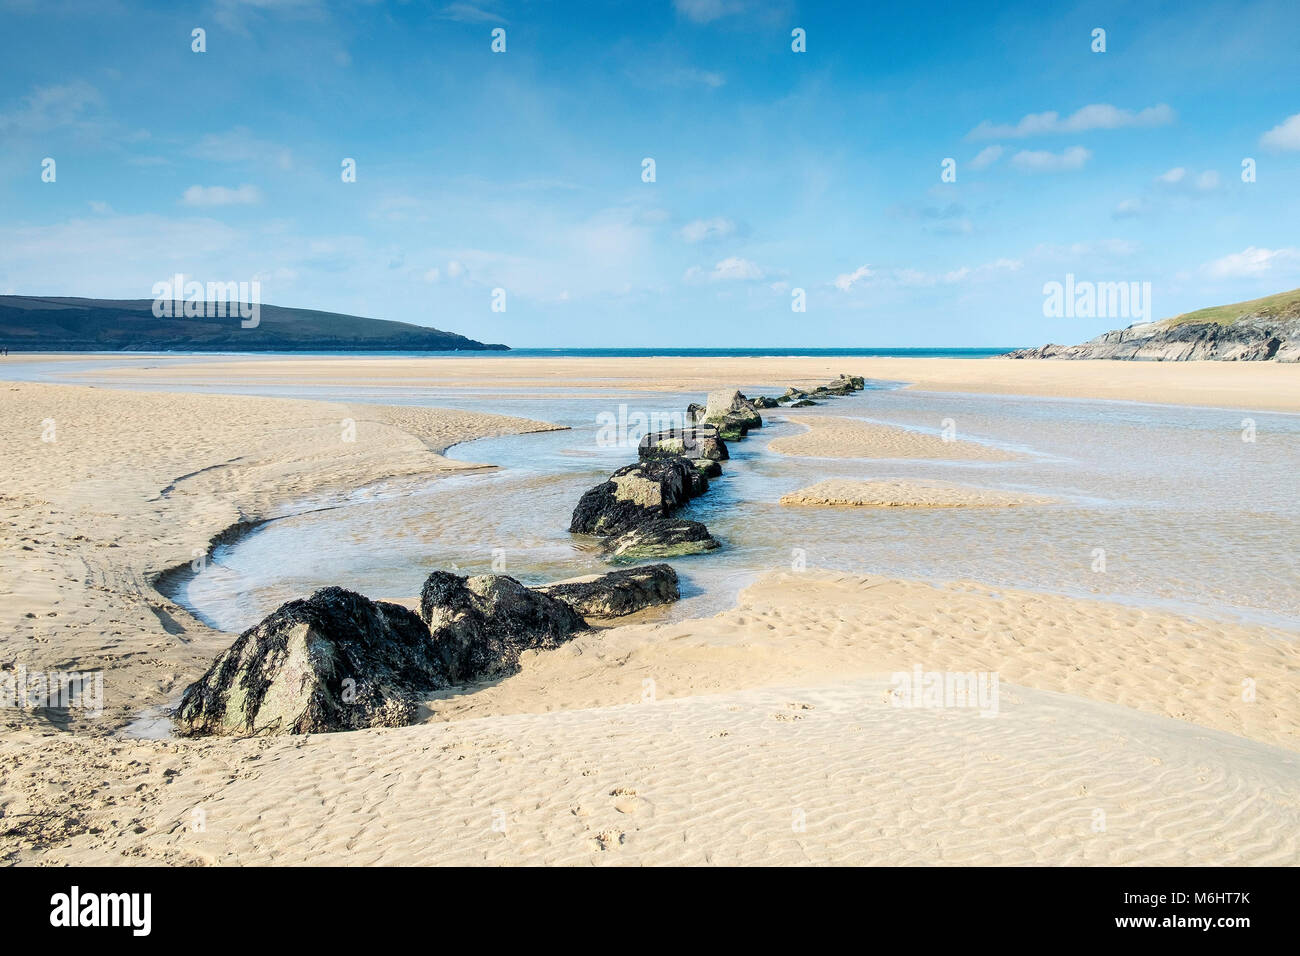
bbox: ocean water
[167,380,1300,635]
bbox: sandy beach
[2,355,1298,866]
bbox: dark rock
[569,456,705,537]
[685,402,706,425]
[538,564,680,617]
[418,572,586,683]
[790,399,818,407]
[751,395,781,409]
[693,458,722,477]
[175,587,445,737]
[605,519,720,559]
[638,424,729,462]
[176,572,591,737]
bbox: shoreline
[5,352,1300,412]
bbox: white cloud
[1010,146,1091,172]
[673,0,744,23]
[969,145,1004,170]
[0,80,103,136]
[708,256,763,280]
[1112,198,1147,219]
[181,184,262,206]
[834,264,874,291]
[1260,113,1300,150]
[447,260,466,278]
[422,268,441,282]
[1153,167,1223,195]
[438,3,506,23]
[969,103,1174,140]
[834,259,1020,291]
[1202,246,1300,279]
[678,217,736,242]
[188,126,292,170]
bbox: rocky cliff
[1004,289,1300,361]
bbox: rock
[175,587,445,737]
[569,456,705,537]
[176,573,592,737]
[693,458,722,477]
[790,399,818,407]
[418,571,586,683]
[1002,315,1300,362]
[605,519,720,559]
[715,420,749,441]
[538,564,680,617]
[838,374,866,390]
[751,395,780,409]
[704,389,763,430]
[685,402,706,425]
[638,424,729,462]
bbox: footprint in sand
[609,787,643,815]
[587,829,626,851]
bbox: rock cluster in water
[569,373,868,559]
[175,564,679,737]
[176,374,869,738]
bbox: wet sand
[1,356,1298,865]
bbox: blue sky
[2,0,1299,347]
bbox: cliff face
[1005,316,1300,361]
[1004,290,1300,361]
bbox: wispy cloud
[968,145,1004,170]
[1202,246,1300,279]
[1010,146,1091,172]
[188,127,292,169]
[0,80,102,136]
[182,184,262,206]
[438,2,507,24]
[686,256,764,282]
[835,258,1020,291]
[969,103,1175,140]
[673,0,745,24]
[833,264,873,291]
[1155,167,1221,191]
[678,217,737,242]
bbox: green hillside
[0,296,507,352]
[1161,287,1300,328]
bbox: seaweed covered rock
[175,587,444,737]
[538,564,680,618]
[418,571,587,683]
[751,395,781,409]
[638,424,729,462]
[569,456,720,558]
[605,518,720,559]
[569,456,706,536]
